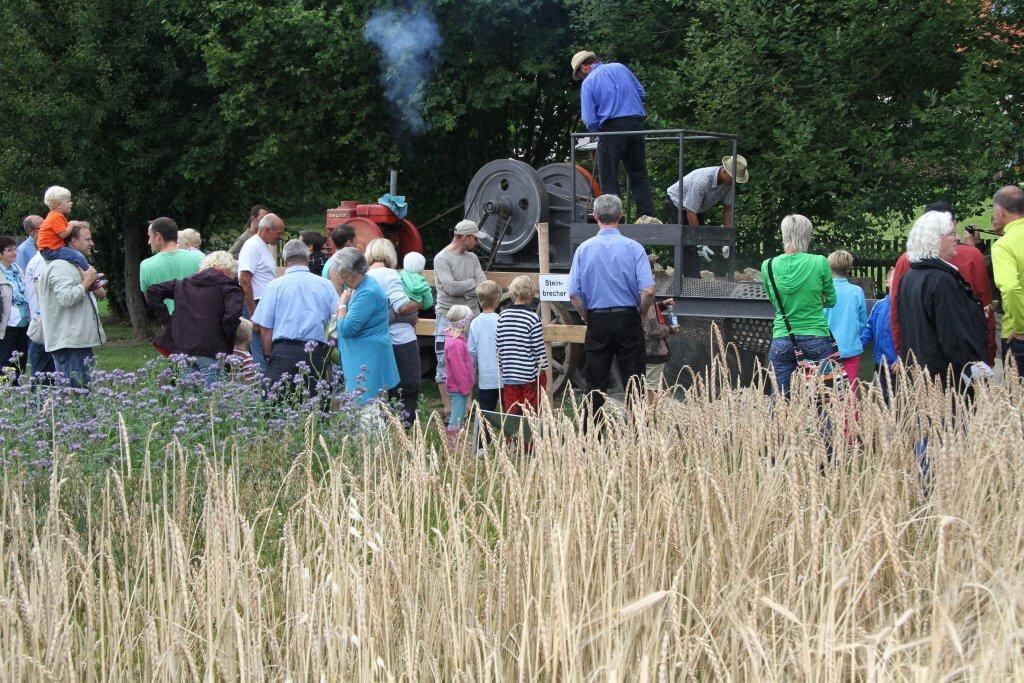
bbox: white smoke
[363,7,442,134]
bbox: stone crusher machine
[461,129,778,391]
[323,129,779,393]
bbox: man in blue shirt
[572,50,655,219]
[16,215,42,272]
[252,238,339,402]
[569,194,656,417]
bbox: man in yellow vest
[991,185,1024,376]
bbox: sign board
[539,274,571,301]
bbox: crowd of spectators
[3,183,1023,446]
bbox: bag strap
[766,257,839,361]
[766,258,804,358]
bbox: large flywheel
[464,159,548,257]
[537,163,596,227]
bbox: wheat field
[1,365,1023,680]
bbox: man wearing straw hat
[665,155,749,277]
[571,50,656,220]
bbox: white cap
[403,251,426,273]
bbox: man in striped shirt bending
[496,275,549,415]
[569,194,656,418]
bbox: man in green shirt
[991,185,1024,377]
[140,217,203,314]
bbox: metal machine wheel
[338,217,384,253]
[383,218,424,262]
[464,159,549,257]
[537,163,595,226]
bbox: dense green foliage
[0,0,1019,330]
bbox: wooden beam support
[414,318,586,343]
[421,270,537,290]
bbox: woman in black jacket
[896,211,988,391]
[144,250,244,384]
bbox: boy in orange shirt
[38,186,105,287]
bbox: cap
[454,219,487,239]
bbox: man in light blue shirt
[252,239,339,400]
[569,194,656,416]
[572,50,655,218]
[16,215,42,272]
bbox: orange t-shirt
[37,210,69,251]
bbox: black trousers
[598,116,655,217]
[584,309,646,415]
[665,197,702,278]
[388,340,421,427]
[265,339,331,402]
[0,325,29,383]
[1003,338,1024,378]
[477,388,500,413]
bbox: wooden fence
[742,235,995,297]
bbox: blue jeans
[40,247,89,271]
[449,392,470,428]
[191,356,221,386]
[28,339,55,376]
[243,301,266,371]
[769,335,834,396]
[52,347,95,388]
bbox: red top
[37,210,68,251]
[890,243,995,364]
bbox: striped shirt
[666,165,731,214]
[228,349,260,384]
[495,304,548,385]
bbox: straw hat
[721,155,749,184]
[571,50,597,81]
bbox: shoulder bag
[766,257,845,392]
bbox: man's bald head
[993,185,1024,233]
[22,215,43,235]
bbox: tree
[662,0,1017,248]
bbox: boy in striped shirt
[496,276,548,414]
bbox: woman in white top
[365,239,424,427]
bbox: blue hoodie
[860,295,898,366]
[823,277,867,359]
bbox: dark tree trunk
[122,213,151,339]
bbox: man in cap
[433,219,487,418]
[572,50,656,220]
[665,155,748,277]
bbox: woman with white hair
[333,247,399,405]
[144,250,244,383]
[895,211,987,390]
[364,238,423,427]
[760,214,838,395]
